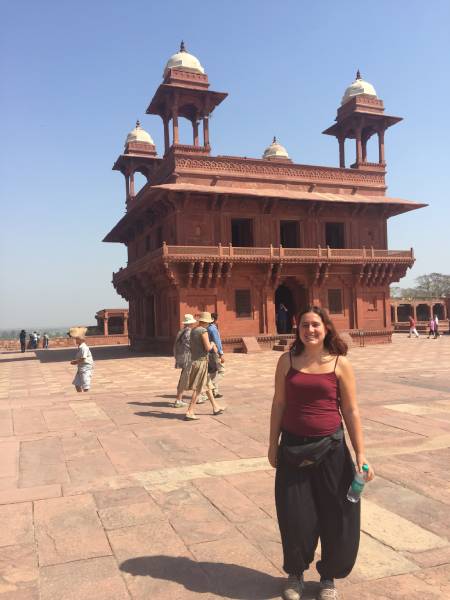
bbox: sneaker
[213,392,224,398]
[283,575,304,600]
[173,400,187,408]
[318,580,338,600]
[196,395,207,404]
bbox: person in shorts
[69,327,94,392]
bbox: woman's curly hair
[291,306,348,356]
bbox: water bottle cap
[362,464,369,472]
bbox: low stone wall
[394,320,449,334]
[0,335,129,352]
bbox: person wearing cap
[69,327,94,392]
[173,314,197,408]
[185,311,225,420]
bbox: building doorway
[231,219,253,247]
[275,284,295,333]
[280,221,300,247]
[325,222,345,248]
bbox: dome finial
[273,136,277,143]
[136,119,141,128]
[356,69,361,80]
[180,40,186,52]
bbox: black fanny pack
[281,427,344,468]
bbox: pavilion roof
[103,182,426,243]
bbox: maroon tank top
[281,354,342,437]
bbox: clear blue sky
[1,0,449,329]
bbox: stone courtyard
[0,335,449,599]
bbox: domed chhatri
[341,70,377,105]
[164,41,205,77]
[263,136,291,161]
[125,120,154,146]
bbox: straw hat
[68,326,88,339]
[182,314,196,325]
[197,311,214,324]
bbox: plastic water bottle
[347,464,369,503]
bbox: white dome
[125,120,154,146]
[263,137,290,160]
[341,71,377,105]
[164,41,205,76]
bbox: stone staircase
[273,337,294,351]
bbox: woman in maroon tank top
[268,306,374,600]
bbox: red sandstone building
[104,44,425,350]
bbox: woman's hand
[268,444,278,468]
[356,453,375,481]
[70,360,77,365]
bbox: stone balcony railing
[113,244,414,284]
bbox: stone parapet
[0,335,129,352]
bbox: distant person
[31,331,38,349]
[69,327,94,392]
[43,333,49,349]
[408,316,419,338]
[19,330,26,353]
[36,332,41,347]
[434,314,440,339]
[184,312,225,421]
[427,317,436,339]
[173,314,197,408]
[277,303,289,334]
[208,312,225,398]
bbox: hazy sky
[1,0,449,329]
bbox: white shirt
[434,316,439,325]
[76,342,94,366]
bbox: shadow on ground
[120,555,313,599]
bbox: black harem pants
[275,432,360,580]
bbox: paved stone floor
[0,335,449,599]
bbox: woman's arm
[201,331,216,353]
[337,356,374,480]
[268,352,289,467]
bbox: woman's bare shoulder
[276,351,291,371]
[336,354,354,375]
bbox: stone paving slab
[0,335,449,598]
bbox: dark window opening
[328,289,343,314]
[235,290,252,318]
[231,219,253,247]
[156,226,163,248]
[280,221,300,248]
[325,223,345,249]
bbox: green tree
[414,273,450,298]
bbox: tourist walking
[408,315,419,338]
[277,303,289,334]
[268,306,374,600]
[173,314,197,408]
[43,333,49,348]
[184,312,225,421]
[427,317,436,339]
[434,314,440,338]
[208,312,225,398]
[19,330,26,353]
[69,327,94,392]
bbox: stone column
[355,127,363,166]
[362,138,367,162]
[163,116,170,154]
[172,109,179,144]
[193,119,199,146]
[393,303,398,323]
[203,115,210,148]
[378,129,385,164]
[123,314,129,336]
[412,303,417,320]
[103,315,109,336]
[129,173,135,197]
[338,136,345,168]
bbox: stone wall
[0,335,129,352]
